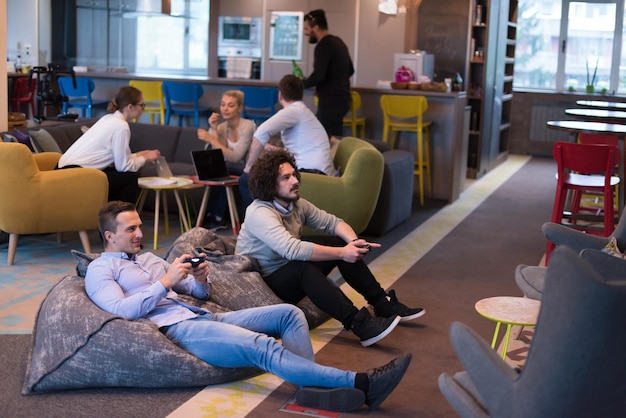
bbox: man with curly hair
[236,149,425,348]
[238,74,335,209]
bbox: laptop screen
[190,149,231,181]
[155,156,173,177]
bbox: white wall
[7,0,39,67]
[356,0,407,86]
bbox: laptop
[154,156,174,177]
[190,149,232,182]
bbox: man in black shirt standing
[303,9,355,138]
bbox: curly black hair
[248,149,301,201]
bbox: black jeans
[264,236,386,329]
[56,164,139,203]
[317,94,350,137]
[102,167,139,203]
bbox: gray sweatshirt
[235,198,341,276]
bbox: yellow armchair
[0,143,108,265]
[299,137,384,235]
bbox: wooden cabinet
[467,0,517,178]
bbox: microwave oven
[218,16,262,58]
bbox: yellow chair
[380,94,432,205]
[343,91,366,138]
[314,92,366,138]
[129,80,165,125]
[299,137,384,235]
[0,143,108,265]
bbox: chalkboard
[417,14,468,80]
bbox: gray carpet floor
[0,157,556,417]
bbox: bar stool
[129,80,165,125]
[547,141,620,261]
[343,91,366,138]
[380,94,432,205]
[574,133,620,217]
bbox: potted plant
[586,58,599,93]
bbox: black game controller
[356,243,371,251]
[184,256,206,267]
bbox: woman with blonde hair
[197,90,255,227]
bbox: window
[136,0,209,75]
[75,0,209,75]
[514,0,625,94]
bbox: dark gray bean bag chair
[22,227,328,394]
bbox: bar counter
[71,71,469,202]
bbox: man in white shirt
[238,75,336,208]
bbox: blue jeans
[162,304,356,388]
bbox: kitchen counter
[74,72,469,202]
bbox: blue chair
[162,81,212,127]
[57,77,108,118]
[239,87,279,126]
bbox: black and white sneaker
[351,307,401,347]
[374,290,425,322]
[295,387,365,412]
[366,352,412,410]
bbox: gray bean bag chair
[22,228,329,394]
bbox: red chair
[575,133,621,217]
[547,141,620,261]
[10,76,37,118]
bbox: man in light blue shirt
[85,201,411,412]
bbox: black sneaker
[351,307,400,347]
[295,387,365,412]
[202,214,228,231]
[374,290,425,322]
[366,352,412,410]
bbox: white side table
[137,176,193,249]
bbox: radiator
[529,100,574,143]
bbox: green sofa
[299,137,384,235]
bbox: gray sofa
[7,120,416,234]
[363,139,415,236]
